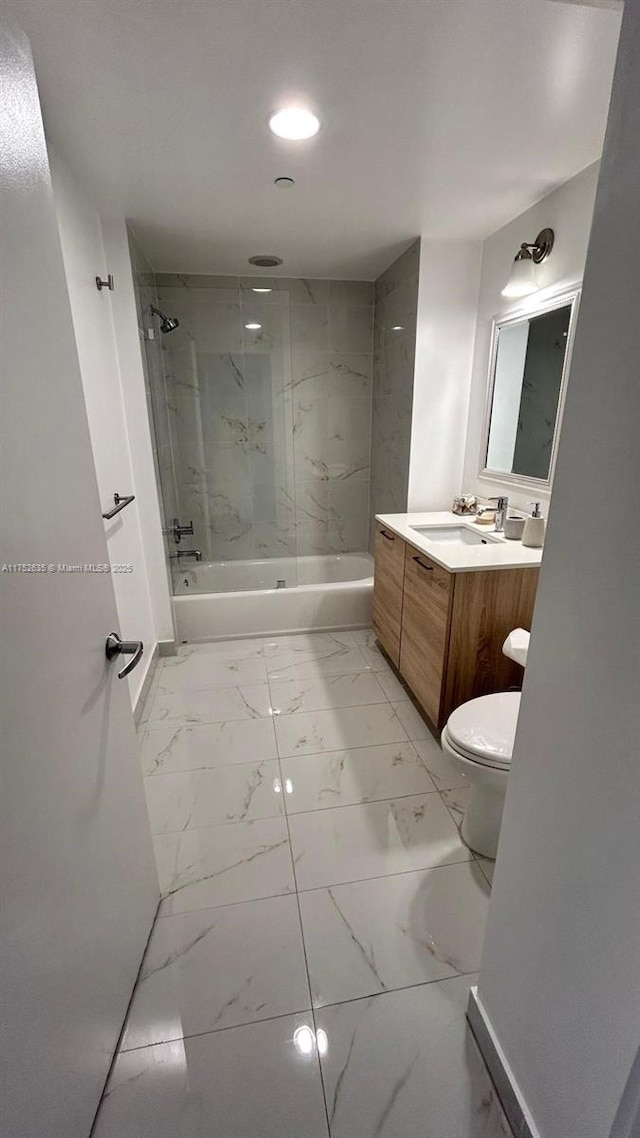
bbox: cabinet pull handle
[413,555,433,573]
[380,529,395,541]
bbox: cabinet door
[400,547,453,728]
[372,524,406,666]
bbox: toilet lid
[446,692,520,768]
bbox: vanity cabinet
[372,523,406,666]
[373,527,539,731]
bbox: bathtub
[172,552,373,642]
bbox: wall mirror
[481,288,580,487]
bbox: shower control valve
[163,518,194,544]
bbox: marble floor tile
[281,742,435,814]
[275,704,407,758]
[159,652,269,690]
[289,794,471,891]
[144,760,283,834]
[442,786,472,828]
[413,734,470,790]
[139,720,278,776]
[154,816,294,915]
[299,862,489,1007]
[148,682,273,726]
[269,671,387,715]
[266,642,370,682]
[121,895,310,1049]
[177,637,266,660]
[350,629,396,672]
[375,667,411,701]
[315,976,508,1138]
[476,857,496,886]
[263,631,357,657]
[392,698,433,740]
[93,1013,330,1138]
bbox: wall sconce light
[502,228,555,298]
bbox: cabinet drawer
[372,523,406,666]
[399,547,453,727]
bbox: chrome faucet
[490,496,508,533]
[169,549,202,562]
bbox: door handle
[412,555,434,573]
[105,632,144,679]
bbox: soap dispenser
[522,502,546,548]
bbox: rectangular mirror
[481,289,580,487]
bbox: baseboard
[133,643,159,727]
[158,639,177,657]
[467,986,541,1138]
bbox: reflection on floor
[93,629,509,1137]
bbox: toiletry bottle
[522,502,546,548]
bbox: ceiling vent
[248,254,283,268]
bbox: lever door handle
[105,632,144,679]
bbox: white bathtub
[172,552,373,642]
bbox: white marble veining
[281,742,435,814]
[148,681,273,725]
[288,793,471,891]
[121,895,310,1048]
[117,630,507,1136]
[270,671,387,715]
[144,760,283,834]
[93,1013,330,1138]
[275,703,408,757]
[315,976,510,1138]
[154,816,295,915]
[140,719,278,776]
[300,862,489,1007]
[159,650,269,689]
[413,734,470,790]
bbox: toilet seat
[444,692,520,770]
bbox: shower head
[150,304,180,334]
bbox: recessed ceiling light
[274,176,295,188]
[245,322,262,331]
[252,287,272,293]
[268,107,320,141]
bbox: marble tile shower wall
[153,274,374,563]
[370,240,420,530]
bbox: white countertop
[375,511,543,573]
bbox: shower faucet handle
[164,518,194,543]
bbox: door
[0,15,159,1138]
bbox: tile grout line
[268,662,333,1138]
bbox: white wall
[102,218,174,646]
[407,239,482,510]
[462,162,600,511]
[475,4,640,1135]
[51,153,172,706]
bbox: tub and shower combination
[172,552,373,642]
[135,269,390,644]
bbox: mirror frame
[479,285,581,491]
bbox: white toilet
[440,628,529,859]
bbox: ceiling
[12,0,621,279]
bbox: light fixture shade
[502,253,537,298]
[268,107,320,140]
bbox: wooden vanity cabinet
[372,522,406,666]
[373,528,539,731]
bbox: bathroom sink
[410,525,501,546]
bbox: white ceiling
[12,0,621,278]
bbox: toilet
[440,628,530,859]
